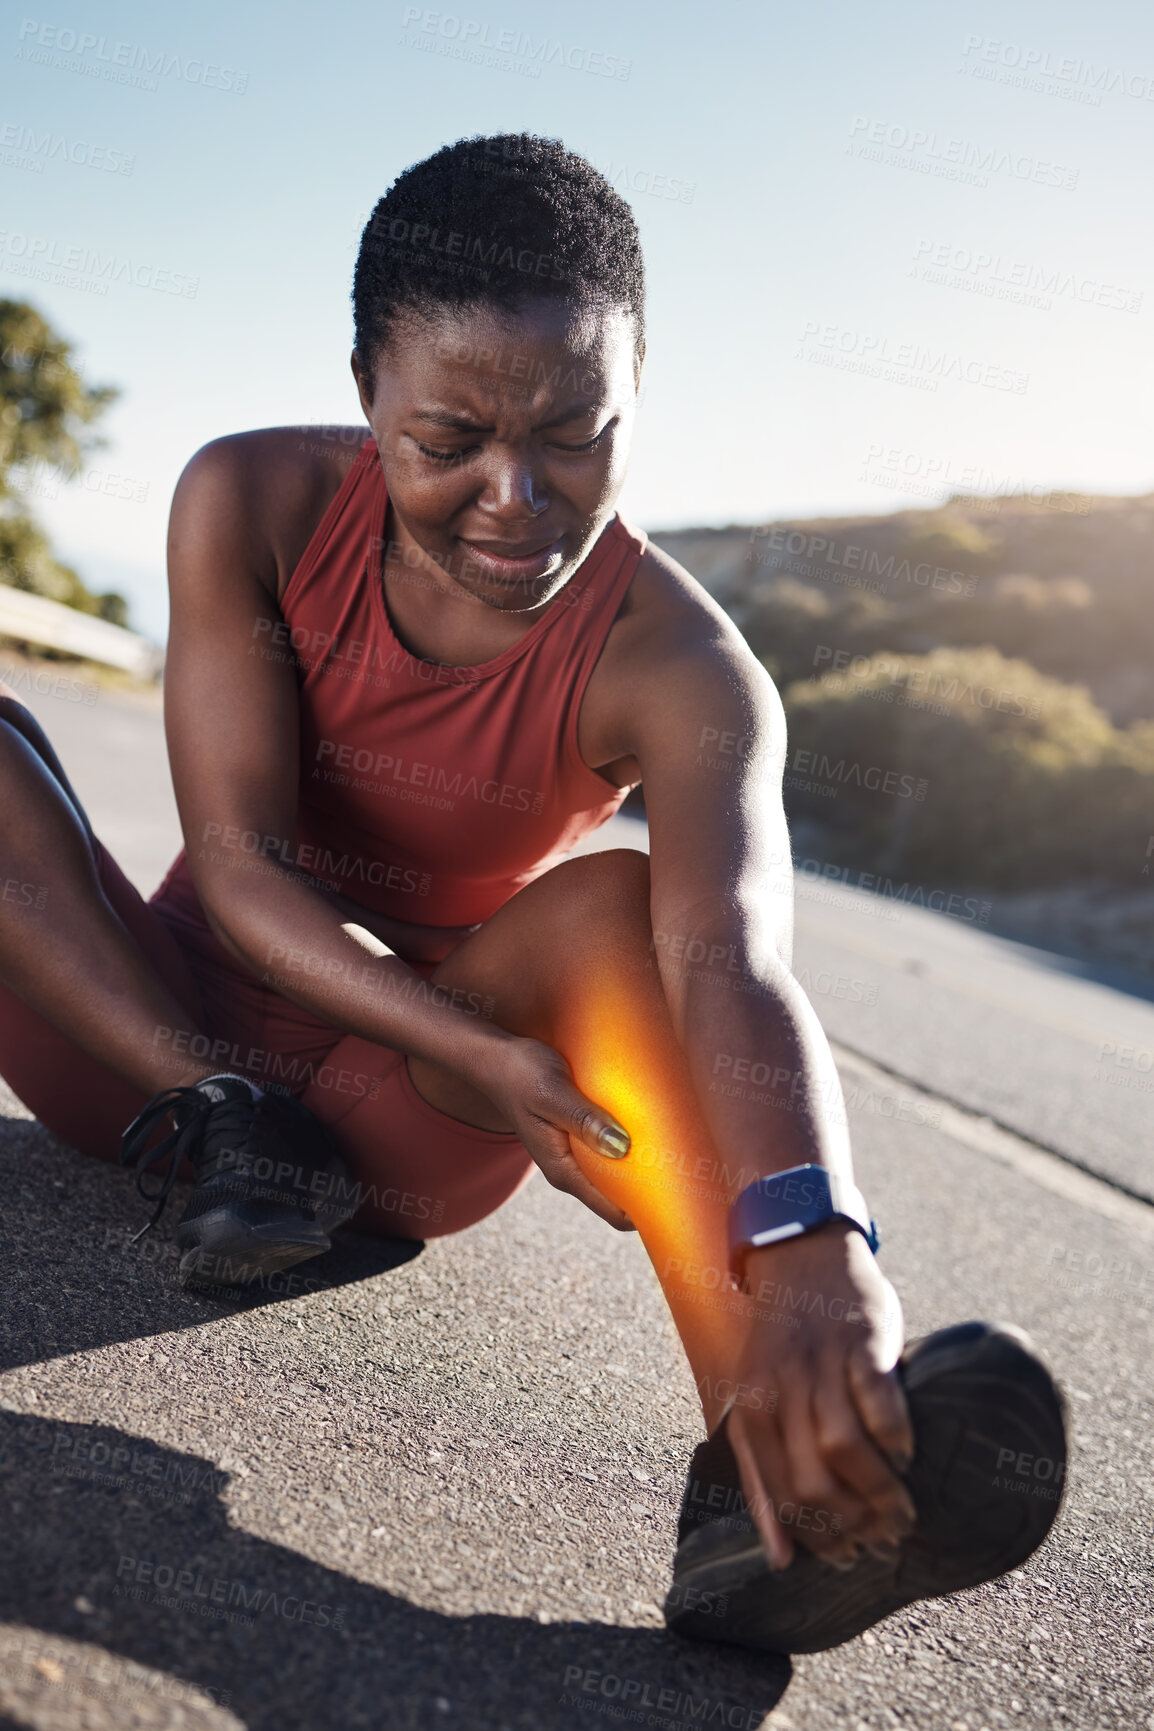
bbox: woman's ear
[350,350,374,416]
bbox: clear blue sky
[3,0,1151,639]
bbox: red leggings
[0,842,534,1239]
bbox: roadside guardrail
[0,583,162,678]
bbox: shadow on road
[0,1410,790,1729]
[0,1110,424,1373]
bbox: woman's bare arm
[605,582,913,1565]
[164,435,508,1064]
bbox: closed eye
[414,418,616,462]
[415,441,473,463]
[553,421,615,454]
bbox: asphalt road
[1,682,1151,1731]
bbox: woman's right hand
[475,1035,637,1232]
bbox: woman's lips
[457,536,563,584]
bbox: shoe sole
[665,1320,1067,1655]
[175,1206,332,1289]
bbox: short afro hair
[352,134,645,374]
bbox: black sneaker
[665,1320,1067,1655]
[119,1077,361,1288]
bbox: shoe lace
[119,1086,255,1240]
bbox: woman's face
[352,298,641,614]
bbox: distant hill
[649,493,1154,902]
[651,491,1154,727]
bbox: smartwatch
[728,1163,880,1286]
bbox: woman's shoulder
[172,425,370,600]
[613,531,746,654]
[581,529,769,777]
[587,530,755,727]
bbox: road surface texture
[1,681,1150,1731]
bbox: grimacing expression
[352,299,642,613]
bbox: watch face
[757,1165,832,1217]
[728,1165,877,1287]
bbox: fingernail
[889,1450,913,1476]
[598,1127,630,1158]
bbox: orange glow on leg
[559,967,763,1422]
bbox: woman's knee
[0,690,50,746]
[549,846,651,931]
[427,847,653,1020]
[0,695,34,745]
[0,701,94,841]
[0,699,57,786]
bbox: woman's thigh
[0,840,206,1160]
[1,843,632,1233]
[0,839,534,1235]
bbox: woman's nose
[480,457,549,517]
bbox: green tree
[0,298,128,623]
[781,646,1154,888]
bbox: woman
[0,135,1064,1655]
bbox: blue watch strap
[728,1163,879,1283]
